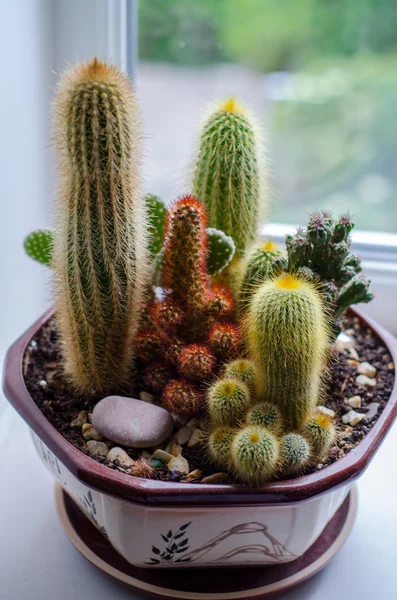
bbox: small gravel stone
[107,447,134,467]
[70,411,87,429]
[356,374,377,389]
[388,362,394,371]
[151,459,162,469]
[316,406,335,418]
[342,410,365,426]
[170,442,182,457]
[39,379,47,387]
[340,426,353,439]
[86,440,108,457]
[365,402,380,421]
[347,359,360,368]
[168,455,189,475]
[329,446,339,457]
[201,472,229,485]
[82,424,104,441]
[188,429,205,448]
[349,347,360,361]
[185,469,202,481]
[174,427,192,445]
[186,418,200,429]
[335,332,354,352]
[152,449,174,464]
[139,391,154,404]
[92,396,174,448]
[88,412,93,423]
[346,395,362,409]
[357,362,377,378]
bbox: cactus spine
[301,411,336,458]
[193,98,266,256]
[246,402,282,434]
[248,273,330,430]
[207,378,251,426]
[207,426,235,469]
[238,241,284,313]
[53,59,148,395]
[279,434,311,476]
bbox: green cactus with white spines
[279,433,311,476]
[146,194,167,256]
[53,59,149,395]
[231,425,280,485]
[193,97,266,257]
[246,402,282,435]
[24,229,53,266]
[239,240,285,313]
[207,426,235,470]
[207,377,251,426]
[247,273,330,431]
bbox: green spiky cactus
[161,379,204,417]
[207,426,235,469]
[207,377,251,426]
[301,410,336,458]
[285,212,373,330]
[146,194,167,256]
[239,240,285,313]
[246,402,282,434]
[193,98,266,256]
[207,228,235,275]
[231,425,279,485]
[53,58,149,395]
[279,433,311,476]
[24,229,53,266]
[223,359,256,392]
[247,273,330,430]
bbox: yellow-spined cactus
[207,377,251,426]
[301,410,336,458]
[247,273,330,430]
[53,59,149,395]
[207,426,235,470]
[231,425,279,485]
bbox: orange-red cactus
[161,379,205,417]
[143,362,171,394]
[178,344,216,380]
[135,329,162,361]
[209,322,241,360]
[209,284,235,318]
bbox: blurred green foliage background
[138,0,397,231]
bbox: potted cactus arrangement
[4,59,397,596]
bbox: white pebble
[356,374,377,389]
[342,409,365,426]
[106,447,134,467]
[39,379,47,387]
[188,429,205,448]
[335,332,354,352]
[152,449,173,464]
[168,455,189,475]
[174,427,192,445]
[349,347,359,361]
[357,362,377,378]
[347,395,362,409]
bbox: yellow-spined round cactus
[247,273,330,430]
[207,377,251,426]
[301,410,336,459]
[207,426,235,470]
[193,97,267,256]
[246,402,282,434]
[223,358,256,392]
[231,425,279,485]
[53,59,149,395]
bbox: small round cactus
[239,241,282,313]
[207,378,251,426]
[153,298,184,330]
[207,228,236,276]
[231,425,279,485]
[223,359,256,392]
[178,344,216,381]
[162,380,204,417]
[279,433,311,477]
[209,323,240,360]
[301,411,336,459]
[207,426,235,469]
[246,402,282,434]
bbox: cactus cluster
[22,59,374,487]
[285,211,373,330]
[135,195,241,417]
[206,273,336,485]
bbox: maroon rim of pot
[3,307,397,507]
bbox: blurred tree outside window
[137,0,397,232]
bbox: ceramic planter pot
[3,308,397,569]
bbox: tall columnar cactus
[53,59,148,395]
[193,97,266,256]
[247,273,330,430]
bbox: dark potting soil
[23,312,395,484]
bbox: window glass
[137,0,397,232]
